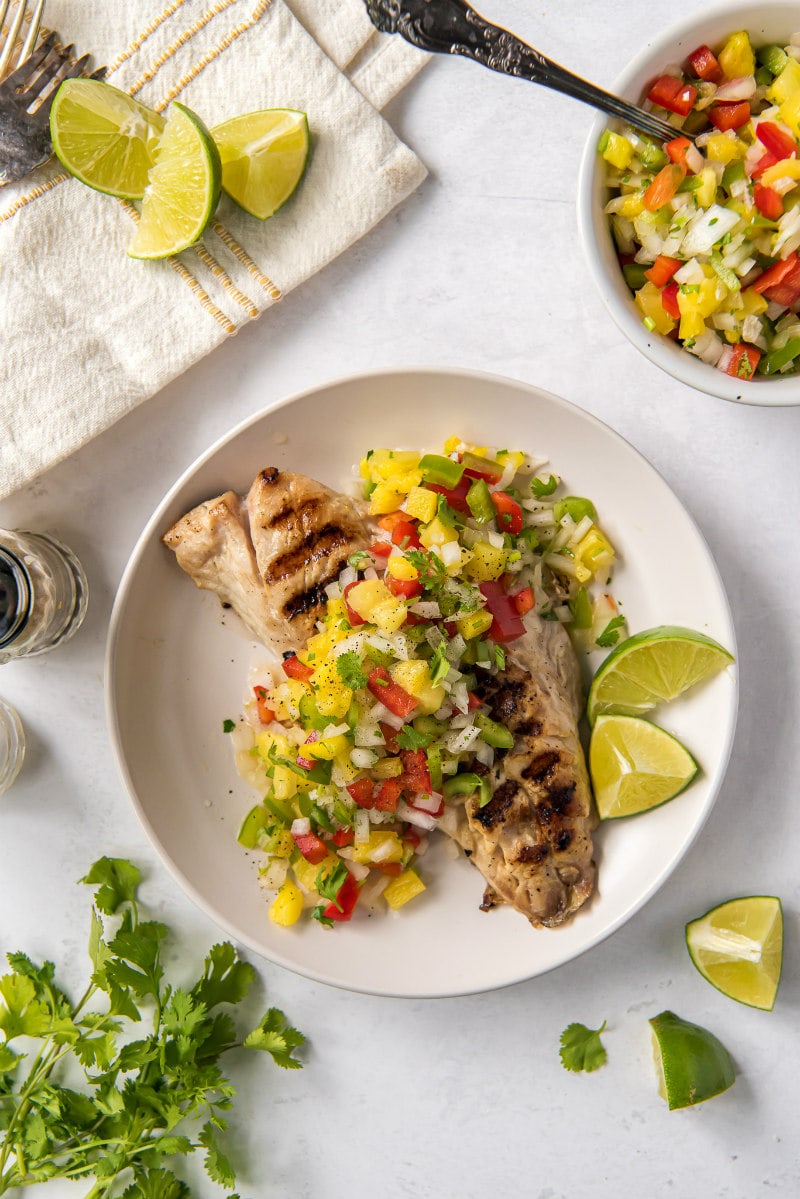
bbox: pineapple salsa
[228,438,620,929]
[601,28,800,378]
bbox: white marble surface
[2,1,800,1194]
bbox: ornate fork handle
[366,0,682,145]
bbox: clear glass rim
[0,546,32,650]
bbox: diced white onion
[674,257,705,284]
[258,859,289,891]
[354,809,371,844]
[717,345,735,373]
[444,724,480,753]
[445,633,466,663]
[680,205,740,257]
[440,540,461,567]
[486,531,505,548]
[354,722,382,747]
[409,791,443,814]
[346,860,370,882]
[452,681,470,713]
[474,740,495,768]
[338,565,357,590]
[350,748,378,769]
[684,144,705,174]
[396,799,439,830]
[291,817,310,837]
[411,600,442,619]
[715,75,756,102]
[686,329,724,365]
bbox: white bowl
[577,0,800,406]
[106,367,737,998]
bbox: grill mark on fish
[521,750,561,783]
[281,556,349,620]
[516,843,549,864]
[473,779,518,830]
[264,523,354,584]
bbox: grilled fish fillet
[451,615,597,928]
[163,467,370,653]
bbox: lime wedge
[587,625,734,725]
[686,896,783,1011]
[212,109,309,219]
[589,714,697,819]
[50,78,165,199]
[650,1010,735,1110]
[128,102,221,260]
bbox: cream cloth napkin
[0,0,427,499]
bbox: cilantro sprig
[0,858,304,1197]
[559,1020,608,1073]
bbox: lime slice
[587,625,734,725]
[686,896,783,1011]
[650,1010,735,1110]
[212,109,309,219]
[589,714,697,819]
[128,102,221,260]
[50,78,165,199]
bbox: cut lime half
[686,896,783,1011]
[128,102,221,259]
[650,1009,735,1110]
[212,108,309,220]
[587,626,734,725]
[50,78,165,199]
[589,714,697,819]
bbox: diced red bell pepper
[401,827,422,848]
[754,183,784,221]
[752,250,800,304]
[322,870,361,922]
[400,749,432,794]
[661,281,681,321]
[686,44,723,83]
[756,121,798,161]
[253,685,275,724]
[491,491,523,535]
[378,512,409,532]
[750,149,778,179]
[390,520,421,550]
[708,101,751,132]
[647,74,698,116]
[376,861,404,876]
[292,830,329,864]
[343,581,366,626]
[725,343,761,379]
[346,777,376,809]
[367,666,418,719]
[512,586,534,616]
[645,255,681,287]
[283,654,314,682]
[374,776,404,812]
[380,721,400,753]
[427,477,472,514]
[478,581,526,644]
[666,137,695,171]
[643,163,686,212]
[467,691,483,711]
[386,575,423,599]
[331,827,354,848]
[369,540,392,557]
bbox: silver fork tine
[30,48,90,116]
[2,25,53,89]
[0,0,28,78]
[18,0,44,62]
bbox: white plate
[106,368,738,998]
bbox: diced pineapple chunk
[346,578,391,619]
[769,56,800,105]
[383,869,426,909]
[403,485,438,524]
[601,130,634,170]
[386,554,420,581]
[371,597,408,634]
[635,281,677,336]
[419,516,458,549]
[374,755,403,778]
[269,880,304,926]
[352,830,404,864]
[312,656,352,718]
[304,733,349,760]
[369,482,407,515]
[575,526,615,577]
[456,608,494,640]
[704,132,745,165]
[463,541,508,581]
[718,30,754,80]
[293,854,339,893]
[391,659,445,715]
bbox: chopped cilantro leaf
[222,718,236,734]
[559,1021,608,1073]
[348,549,372,570]
[595,615,626,648]
[531,474,558,498]
[315,861,349,908]
[336,651,369,691]
[429,642,451,686]
[311,906,335,928]
[397,725,433,750]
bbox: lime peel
[650,1009,735,1110]
[587,625,734,726]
